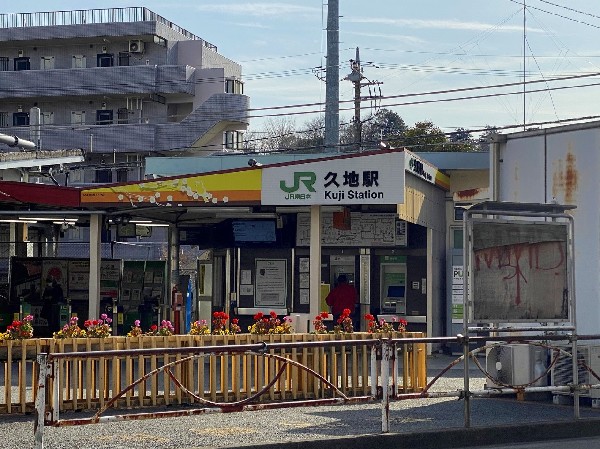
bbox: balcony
[0,65,196,100]
[8,93,249,153]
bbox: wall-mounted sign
[261,151,404,206]
[405,152,450,189]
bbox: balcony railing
[0,7,217,51]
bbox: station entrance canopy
[79,149,449,211]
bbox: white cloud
[343,17,543,33]
[194,3,320,17]
[344,31,425,44]
[230,22,270,29]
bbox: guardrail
[1,333,426,414]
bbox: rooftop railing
[0,7,217,51]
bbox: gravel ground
[3,354,600,449]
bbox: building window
[96,110,113,125]
[0,57,8,71]
[0,112,8,127]
[14,57,30,71]
[95,169,112,184]
[72,55,86,68]
[71,111,86,125]
[452,228,464,250]
[118,52,130,66]
[97,53,114,67]
[13,112,29,126]
[225,78,244,94]
[454,206,466,221]
[41,112,54,125]
[117,108,129,124]
[116,169,128,183]
[40,56,55,70]
[224,130,244,150]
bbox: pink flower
[134,320,141,327]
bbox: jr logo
[279,172,316,193]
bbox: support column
[88,213,102,319]
[167,224,180,331]
[309,205,322,330]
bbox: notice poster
[452,265,464,321]
[255,259,287,307]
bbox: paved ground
[4,353,600,449]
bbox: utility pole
[324,0,339,152]
[344,48,383,152]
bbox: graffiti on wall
[471,222,569,322]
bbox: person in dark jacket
[325,274,358,324]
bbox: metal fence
[29,332,600,448]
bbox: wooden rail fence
[1,332,426,414]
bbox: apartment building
[0,7,249,186]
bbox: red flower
[399,319,407,327]
[364,314,375,321]
[270,311,277,318]
[231,318,239,324]
[320,311,330,319]
[342,308,351,316]
[254,312,264,320]
[92,320,99,326]
[314,315,322,321]
[150,324,158,331]
[84,320,91,327]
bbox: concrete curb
[232,418,600,449]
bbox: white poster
[240,284,254,296]
[299,273,310,289]
[299,257,310,273]
[299,289,310,305]
[241,270,252,285]
[255,259,287,307]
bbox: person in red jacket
[325,274,358,324]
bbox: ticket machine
[330,255,355,285]
[379,256,407,314]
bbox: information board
[296,212,406,247]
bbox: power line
[508,0,600,29]
[536,0,600,21]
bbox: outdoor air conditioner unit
[485,342,547,389]
[551,344,600,403]
[129,40,144,53]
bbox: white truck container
[491,121,600,334]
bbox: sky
[4,1,600,137]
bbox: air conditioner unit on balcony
[551,344,600,402]
[485,342,548,389]
[129,40,144,53]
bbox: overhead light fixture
[186,207,252,214]
[52,221,78,225]
[0,219,37,223]
[275,206,344,213]
[19,217,78,222]
[130,220,152,224]
[138,223,169,227]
